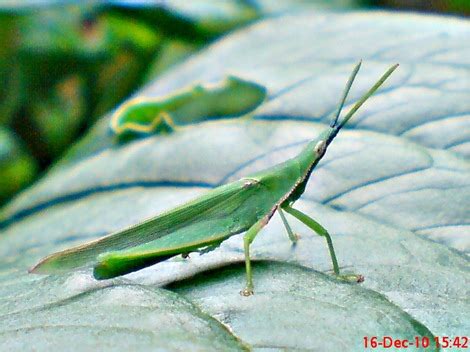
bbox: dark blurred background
[0,0,468,205]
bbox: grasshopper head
[310,126,339,163]
[312,61,399,160]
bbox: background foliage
[1,0,469,204]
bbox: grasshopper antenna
[330,60,362,128]
[336,63,399,130]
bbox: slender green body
[31,62,398,294]
[94,136,323,279]
[31,138,318,278]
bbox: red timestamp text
[363,336,469,349]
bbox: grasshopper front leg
[283,205,364,283]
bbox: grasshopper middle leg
[241,218,268,296]
[278,208,299,245]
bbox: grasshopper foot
[240,287,254,296]
[291,233,301,244]
[336,274,364,283]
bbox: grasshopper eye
[314,140,327,157]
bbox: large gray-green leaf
[0,273,247,351]
[0,11,469,350]
[170,262,436,351]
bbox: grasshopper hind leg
[282,205,364,283]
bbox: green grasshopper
[30,61,398,296]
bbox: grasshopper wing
[30,177,287,276]
[92,162,305,279]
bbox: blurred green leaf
[145,39,198,81]
[0,10,468,350]
[0,14,22,126]
[29,75,87,158]
[253,0,359,12]
[103,13,162,54]
[90,12,163,117]
[0,127,37,203]
[108,0,260,40]
[18,7,108,78]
